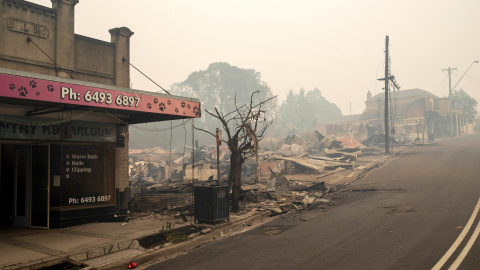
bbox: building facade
[360,89,440,141]
[360,88,471,141]
[433,98,472,137]
[0,0,200,228]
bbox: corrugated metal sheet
[132,193,193,212]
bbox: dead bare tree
[196,90,276,212]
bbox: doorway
[31,144,50,228]
[0,143,50,228]
[13,145,30,227]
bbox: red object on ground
[335,137,364,149]
[128,261,137,269]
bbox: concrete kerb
[68,239,135,262]
[2,239,138,270]
[84,210,275,270]
[2,239,135,270]
[2,257,66,270]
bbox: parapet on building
[0,0,201,228]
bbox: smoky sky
[27,0,480,115]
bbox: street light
[449,60,479,137]
[451,60,479,92]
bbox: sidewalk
[0,209,273,270]
[0,218,160,270]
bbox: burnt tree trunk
[200,91,276,213]
[229,150,243,213]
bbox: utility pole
[377,36,400,154]
[384,36,390,154]
[443,67,457,138]
[443,61,479,138]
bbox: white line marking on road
[432,197,480,270]
[449,211,480,270]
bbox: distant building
[334,114,362,123]
[360,88,470,141]
[360,89,439,141]
[0,0,201,228]
[433,97,474,136]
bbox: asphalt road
[144,135,480,270]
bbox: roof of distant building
[337,114,362,123]
[360,98,426,120]
[368,88,438,102]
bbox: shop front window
[50,143,115,208]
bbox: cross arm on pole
[377,76,395,81]
[377,76,400,90]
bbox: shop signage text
[56,144,114,206]
[394,117,424,126]
[0,120,116,142]
[6,17,49,38]
[0,72,201,117]
[65,152,111,205]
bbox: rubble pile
[362,132,385,146]
[129,145,231,195]
[241,169,333,215]
[128,126,399,216]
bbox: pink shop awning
[0,68,201,124]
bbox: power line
[0,109,96,126]
[131,119,192,132]
[435,75,448,97]
[464,77,480,85]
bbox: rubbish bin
[194,181,229,224]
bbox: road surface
[144,136,480,270]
